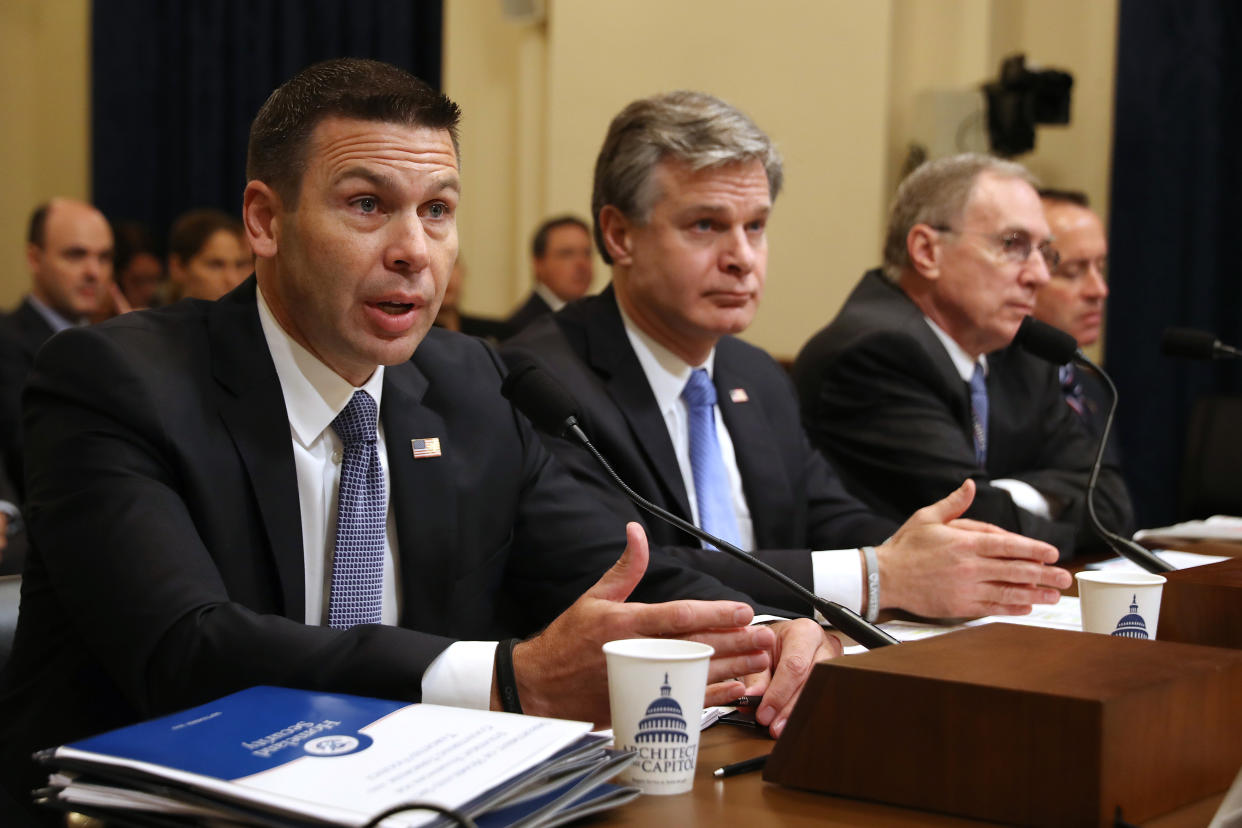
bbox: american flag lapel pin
[729,388,749,403]
[410,437,442,459]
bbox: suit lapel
[579,290,694,521]
[714,348,793,547]
[209,280,306,620]
[381,361,458,628]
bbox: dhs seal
[303,732,372,757]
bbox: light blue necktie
[969,363,988,466]
[681,369,741,550]
[328,391,385,629]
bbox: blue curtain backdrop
[91,0,443,242]
[1108,0,1242,526]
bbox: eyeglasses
[932,226,1061,270]
[1052,255,1108,282]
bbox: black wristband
[494,638,523,714]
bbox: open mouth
[376,301,414,315]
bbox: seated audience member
[0,59,834,816]
[1033,189,1118,463]
[111,220,165,309]
[793,154,1133,560]
[503,92,1069,622]
[166,208,253,302]
[434,256,512,341]
[0,199,113,500]
[505,215,594,334]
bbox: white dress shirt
[618,307,866,614]
[533,282,568,313]
[923,317,1051,519]
[257,287,496,710]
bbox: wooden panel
[765,624,1242,827]
[1160,557,1242,649]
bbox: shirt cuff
[420,640,499,710]
[810,548,864,617]
[992,478,1052,519]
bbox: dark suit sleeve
[803,328,1126,558]
[22,327,450,718]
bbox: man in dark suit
[793,154,1133,560]
[505,216,594,335]
[0,199,114,500]
[0,60,832,815]
[504,92,1069,645]
[1033,189,1118,465]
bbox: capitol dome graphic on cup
[634,673,689,744]
[1111,594,1150,639]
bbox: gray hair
[882,153,1039,280]
[591,90,783,264]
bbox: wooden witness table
[606,545,1241,828]
[601,720,1228,827]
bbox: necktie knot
[332,391,379,446]
[681,369,717,409]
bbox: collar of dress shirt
[533,281,568,313]
[618,302,717,414]
[27,293,81,333]
[256,286,386,446]
[924,315,987,382]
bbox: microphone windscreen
[1015,316,1079,365]
[500,359,580,435]
[1161,327,1220,360]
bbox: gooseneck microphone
[500,360,899,649]
[1160,327,1242,361]
[1013,317,1173,573]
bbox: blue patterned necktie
[328,390,385,629]
[681,369,741,550]
[968,363,988,466]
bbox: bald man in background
[1033,189,1117,463]
[0,199,114,501]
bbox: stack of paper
[34,686,639,827]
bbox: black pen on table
[713,754,768,778]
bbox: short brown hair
[246,58,461,205]
[882,153,1038,280]
[591,91,782,265]
[531,215,590,259]
[168,209,243,263]
[27,203,50,247]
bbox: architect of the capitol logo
[1111,594,1150,640]
[634,673,689,744]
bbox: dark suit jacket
[0,298,56,500]
[501,287,898,612]
[1071,365,1123,468]
[505,291,553,336]
[0,279,754,802]
[792,270,1134,559]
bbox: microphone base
[764,624,1242,826]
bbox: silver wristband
[862,546,880,623]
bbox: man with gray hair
[793,154,1133,559]
[505,95,1071,708]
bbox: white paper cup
[1076,571,1167,639]
[602,638,714,795]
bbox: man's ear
[25,242,42,275]
[243,180,282,259]
[598,205,635,266]
[907,224,943,280]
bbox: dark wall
[91,0,443,241]
[1108,0,1242,527]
